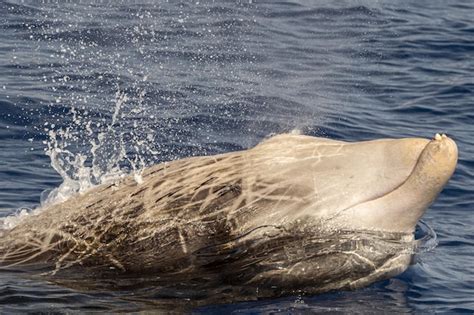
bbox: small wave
[414,220,438,254]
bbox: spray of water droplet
[41,87,154,207]
[1,86,159,230]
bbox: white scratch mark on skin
[178,229,188,254]
[343,251,376,270]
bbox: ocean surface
[0,0,473,313]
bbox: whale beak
[341,133,458,233]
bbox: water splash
[40,88,143,207]
[0,208,32,230]
[0,86,161,229]
[414,220,438,253]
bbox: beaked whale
[0,133,458,302]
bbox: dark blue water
[1,0,473,313]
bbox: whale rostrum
[0,133,458,301]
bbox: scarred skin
[0,133,458,298]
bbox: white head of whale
[244,133,458,234]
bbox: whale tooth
[435,133,442,141]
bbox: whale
[0,133,458,303]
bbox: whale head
[249,133,458,233]
[337,133,458,233]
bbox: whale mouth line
[326,140,432,223]
[364,139,429,200]
[361,133,455,207]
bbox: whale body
[0,133,458,302]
